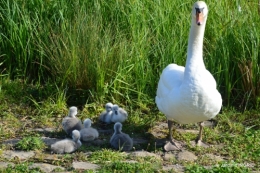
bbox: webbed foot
[164,139,183,151]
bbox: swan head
[83,118,92,128]
[68,106,78,117]
[112,104,119,115]
[105,102,113,112]
[72,130,81,141]
[192,1,208,26]
[114,122,122,132]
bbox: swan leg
[164,120,182,151]
[195,122,209,147]
[196,122,203,142]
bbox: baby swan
[111,104,128,123]
[99,102,113,124]
[80,118,99,141]
[62,106,83,136]
[51,130,82,154]
[110,122,133,151]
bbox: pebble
[72,161,100,170]
[3,150,35,160]
[177,150,197,161]
[29,163,65,173]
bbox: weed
[0,162,43,173]
[16,136,46,151]
[185,161,252,173]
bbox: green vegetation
[16,136,46,151]
[2,163,43,173]
[1,80,259,173]
[0,0,259,108]
[186,161,252,173]
[0,0,259,172]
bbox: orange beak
[196,12,203,25]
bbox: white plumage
[80,118,99,141]
[51,130,82,154]
[111,104,128,123]
[62,106,83,136]
[155,1,222,150]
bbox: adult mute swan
[62,106,83,136]
[80,118,99,141]
[51,130,82,154]
[155,1,222,151]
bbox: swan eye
[195,7,204,14]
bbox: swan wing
[156,64,184,113]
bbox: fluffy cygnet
[62,106,83,136]
[110,122,133,151]
[111,104,128,123]
[51,130,82,154]
[80,118,99,141]
[99,102,113,124]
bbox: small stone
[2,139,20,146]
[3,150,35,160]
[163,152,176,161]
[162,164,184,172]
[29,163,65,173]
[0,162,14,169]
[205,153,224,162]
[190,140,209,148]
[131,151,161,160]
[177,150,197,161]
[177,129,199,134]
[34,153,60,161]
[72,161,100,170]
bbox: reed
[0,0,259,109]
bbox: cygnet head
[112,104,119,115]
[105,102,113,112]
[114,122,122,133]
[72,130,80,141]
[68,106,78,117]
[83,118,92,128]
[192,1,208,26]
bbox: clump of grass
[2,162,43,173]
[85,148,162,172]
[99,161,161,173]
[185,161,252,173]
[87,149,128,164]
[16,136,46,151]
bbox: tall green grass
[0,0,259,109]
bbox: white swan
[99,102,113,124]
[110,122,133,151]
[51,130,82,154]
[155,1,222,151]
[62,106,83,136]
[80,118,99,141]
[111,104,128,123]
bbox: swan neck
[185,19,206,76]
